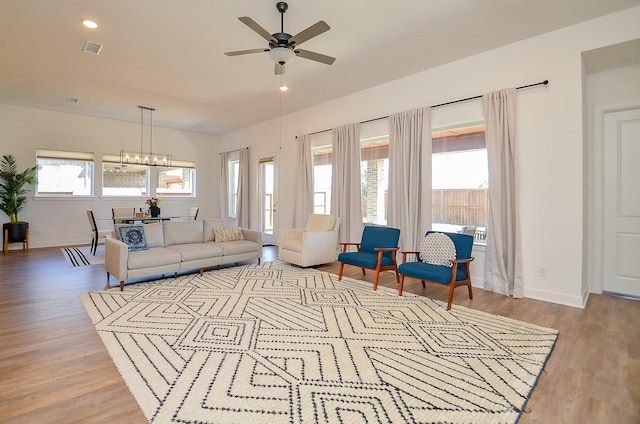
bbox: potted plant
[0,154,38,247]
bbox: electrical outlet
[538,266,548,277]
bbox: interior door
[603,107,640,297]
[259,155,277,245]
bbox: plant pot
[149,205,161,217]
[3,222,28,242]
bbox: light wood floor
[1,246,638,424]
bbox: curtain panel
[388,107,430,252]
[331,123,363,243]
[219,152,230,219]
[294,134,314,227]
[237,148,249,228]
[482,88,523,298]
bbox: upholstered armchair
[398,231,474,310]
[337,225,401,291]
[279,214,341,267]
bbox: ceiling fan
[224,1,335,75]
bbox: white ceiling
[1,0,639,135]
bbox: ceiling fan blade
[238,16,277,44]
[275,62,285,75]
[295,49,336,65]
[288,21,330,46]
[224,48,269,56]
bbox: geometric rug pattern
[80,261,558,423]
[61,245,104,267]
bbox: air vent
[66,97,79,104]
[83,40,103,55]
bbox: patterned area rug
[61,245,104,267]
[80,261,558,423]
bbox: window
[312,146,332,214]
[36,149,94,196]
[228,159,239,217]
[431,122,487,243]
[360,137,389,225]
[311,136,390,224]
[154,160,196,197]
[102,154,148,196]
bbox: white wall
[0,105,219,248]
[220,6,640,308]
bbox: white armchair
[279,214,341,267]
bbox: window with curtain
[360,136,389,225]
[228,159,239,217]
[312,136,390,224]
[102,154,148,196]
[312,145,332,214]
[36,149,94,197]
[431,122,488,243]
[154,160,196,197]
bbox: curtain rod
[297,79,548,138]
[219,147,249,155]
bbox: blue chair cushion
[398,261,469,284]
[338,251,396,269]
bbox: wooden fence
[432,189,487,226]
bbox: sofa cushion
[144,222,164,248]
[127,247,181,270]
[306,214,336,231]
[163,221,204,246]
[213,227,245,242]
[115,224,148,251]
[211,240,257,256]
[165,243,223,261]
[280,239,302,253]
[419,232,456,267]
[203,218,238,242]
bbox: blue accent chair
[337,226,401,291]
[398,231,474,310]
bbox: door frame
[589,101,640,294]
[258,153,278,245]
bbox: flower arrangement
[145,197,161,207]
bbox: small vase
[149,205,161,217]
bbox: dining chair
[189,207,199,220]
[337,225,401,291]
[86,209,112,255]
[112,207,135,225]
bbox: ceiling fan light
[269,47,295,64]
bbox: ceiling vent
[83,40,103,55]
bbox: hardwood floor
[1,246,638,423]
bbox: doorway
[601,107,640,297]
[259,154,277,245]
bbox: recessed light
[279,85,288,92]
[82,19,98,29]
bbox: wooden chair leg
[373,268,381,291]
[398,275,405,296]
[447,283,455,310]
[120,281,124,291]
[338,262,345,281]
[467,282,473,299]
[361,267,366,276]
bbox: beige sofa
[105,218,261,290]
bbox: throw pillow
[213,227,245,242]
[419,233,456,267]
[115,224,148,252]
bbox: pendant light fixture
[121,106,172,167]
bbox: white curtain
[483,88,523,298]
[293,134,314,227]
[236,148,249,228]
[331,123,363,242]
[219,152,230,218]
[388,107,430,251]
